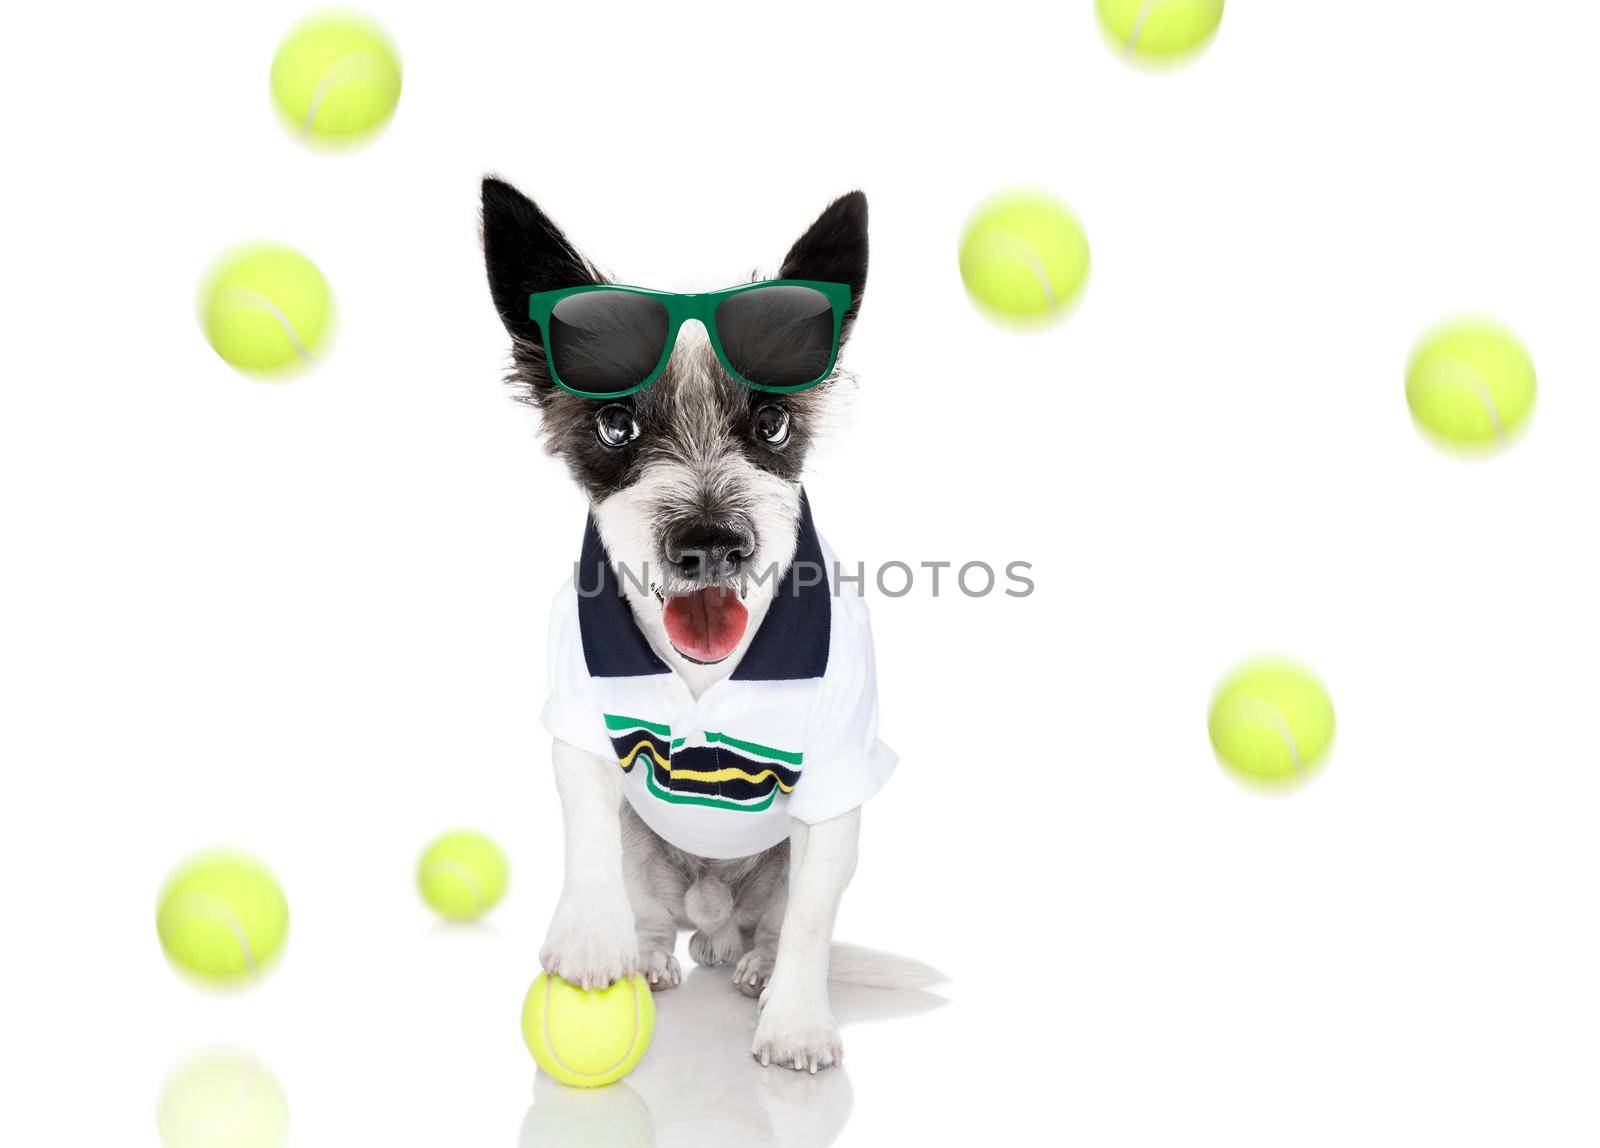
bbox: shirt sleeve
[538,585,617,762]
[785,595,898,824]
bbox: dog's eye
[754,404,790,447]
[595,405,640,448]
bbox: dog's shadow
[518,964,946,1148]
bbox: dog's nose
[664,521,756,582]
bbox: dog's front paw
[751,989,842,1073]
[732,946,775,998]
[640,946,682,991]
[539,892,637,989]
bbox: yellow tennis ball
[1208,658,1336,789]
[417,830,508,921]
[1405,318,1537,454]
[157,1048,289,1148]
[959,191,1090,327]
[521,972,656,1088]
[198,243,334,378]
[156,852,289,986]
[270,11,402,147]
[1097,0,1226,63]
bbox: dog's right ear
[480,176,601,353]
[779,191,869,342]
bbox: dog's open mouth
[659,584,749,664]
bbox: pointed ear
[779,191,868,340]
[480,176,602,348]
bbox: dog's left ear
[480,176,602,349]
[779,191,868,341]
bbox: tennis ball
[271,11,402,147]
[198,243,334,378]
[521,972,656,1088]
[417,830,508,921]
[1097,0,1226,63]
[1406,318,1537,453]
[156,852,289,986]
[157,1048,289,1148]
[959,191,1090,327]
[1208,658,1336,789]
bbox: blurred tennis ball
[271,10,402,147]
[1208,658,1335,789]
[1406,318,1537,454]
[197,243,333,378]
[156,852,289,986]
[522,972,655,1088]
[158,1048,289,1148]
[417,830,508,921]
[959,190,1090,327]
[1097,0,1225,64]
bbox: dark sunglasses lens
[714,285,837,389]
[548,291,670,395]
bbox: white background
[4,1,1599,1144]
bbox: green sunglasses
[527,279,852,400]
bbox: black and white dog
[481,178,924,1072]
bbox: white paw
[751,988,842,1073]
[640,947,682,991]
[732,947,775,998]
[539,892,637,989]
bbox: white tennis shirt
[540,495,897,860]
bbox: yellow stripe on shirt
[618,740,670,770]
[617,740,796,793]
[661,764,798,792]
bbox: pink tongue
[663,587,749,663]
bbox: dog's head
[480,178,868,666]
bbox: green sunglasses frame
[527,279,853,400]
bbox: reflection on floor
[157,1047,290,1148]
[520,964,946,1148]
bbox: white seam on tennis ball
[1129,0,1176,51]
[1218,699,1305,779]
[1130,1,1154,50]
[541,975,641,1079]
[1264,707,1305,779]
[426,859,485,911]
[304,50,390,131]
[1434,354,1506,441]
[976,234,1057,309]
[186,891,258,971]
[219,287,313,365]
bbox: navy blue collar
[576,492,832,682]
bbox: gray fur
[623,803,789,996]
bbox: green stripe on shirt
[604,713,671,737]
[669,731,801,764]
[703,730,803,765]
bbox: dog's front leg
[752,806,860,1072]
[538,738,638,989]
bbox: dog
[480,177,929,1072]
